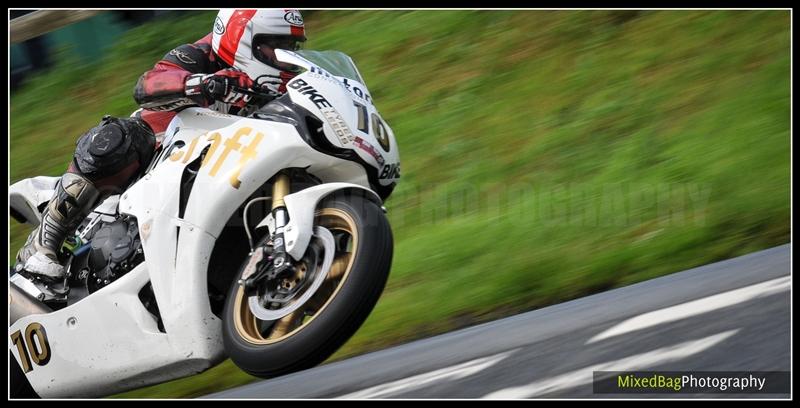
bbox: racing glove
[185,69,255,107]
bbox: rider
[15,9,307,281]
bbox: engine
[83,216,143,292]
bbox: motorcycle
[9,49,399,398]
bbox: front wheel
[222,193,393,378]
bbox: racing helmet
[211,9,306,87]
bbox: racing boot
[15,172,100,281]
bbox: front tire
[222,193,393,378]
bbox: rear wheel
[222,193,393,377]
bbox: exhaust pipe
[9,280,52,325]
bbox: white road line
[482,329,739,399]
[337,349,517,399]
[586,276,790,344]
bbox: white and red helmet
[211,9,306,85]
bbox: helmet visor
[253,35,305,71]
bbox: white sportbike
[9,50,399,398]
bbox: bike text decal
[168,127,264,189]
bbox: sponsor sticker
[353,136,385,166]
[214,16,225,34]
[321,107,354,145]
[284,10,304,26]
[169,49,197,65]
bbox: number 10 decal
[353,101,391,152]
[10,322,51,373]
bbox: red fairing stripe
[218,9,257,65]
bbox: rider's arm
[133,35,217,111]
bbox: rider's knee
[70,115,156,193]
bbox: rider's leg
[16,172,100,279]
[15,115,156,280]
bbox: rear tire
[222,193,393,378]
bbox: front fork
[269,173,291,271]
[240,173,293,289]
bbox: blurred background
[8,10,790,398]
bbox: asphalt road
[207,244,791,399]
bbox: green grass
[9,10,790,398]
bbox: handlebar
[205,81,268,98]
[205,79,277,105]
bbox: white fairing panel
[8,264,220,397]
[149,110,371,237]
[277,49,401,187]
[9,176,59,226]
[256,183,381,260]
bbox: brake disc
[248,226,335,321]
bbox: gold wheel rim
[233,208,358,345]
